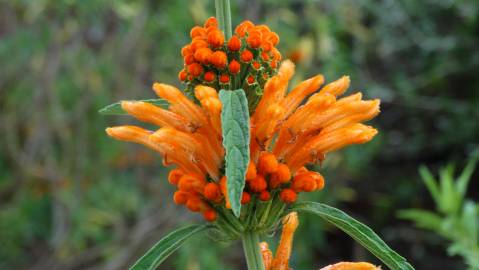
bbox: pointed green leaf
[292,201,415,270]
[99,99,169,115]
[130,224,210,270]
[219,89,250,217]
[419,166,440,206]
[457,152,479,197]
[397,209,443,231]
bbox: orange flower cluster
[106,85,225,221]
[179,17,281,95]
[249,60,380,174]
[106,22,380,223]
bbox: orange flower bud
[247,75,255,84]
[190,39,209,53]
[168,169,184,185]
[178,69,188,82]
[240,49,253,63]
[249,174,267,192]
[261,51,270,61]
[190,26,206,38]
[205,25,217,34]
[261,41,273,52]
[292,171,322,192]
[178,174,206,192]
[207,30,225,48]
[258,152,279,174]
[247,34,262,48]
[204,17,218,28]
[241,192,251,204]
[270,60,278,69]
[211,51,227,68]
[295,167,309,175]
[184,54,195,65]
[204,182,221,201]
[252,61,261,70]
[279,188,297,203]
[203,209,218,222]
[228,35,241,51]
[181,45,192,57]
[308,171,325,190]
[275,164,291,183]
[173,191,189,205]
[267,32,280,46]
[259,190,271,201]
[245,161,257,180]
[219,74,230,83]
[235,20,254,37]
[187,63,203,77]
[256,25,270,34]
[194,47,213,64]
[186,197,203,212]
[229,59,241,74]
[271,48,282,61]
[269,174,282,189]
[204,71,216,82]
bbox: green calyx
[209,193,289,242]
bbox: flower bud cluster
[178,17,281,99]
[169,151,325,222]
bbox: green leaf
[419,166,440,206]
[457,152,479,197]
[439,164,460,214]
[292,201,415,270]
[397,209,443,231]
[99,99,169,115]
[219,89,250,217]
[462,201,478,246]
[130,224,210,270]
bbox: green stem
[242,231,266,270]
[215,0,232,39]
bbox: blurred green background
[1,0,478,269]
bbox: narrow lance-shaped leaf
[219,89,250,217]
[99,99,169,115]
[292,201,415,270]
[130,224,210,270]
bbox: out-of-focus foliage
[399,151,479,269]
[0,0,478,269]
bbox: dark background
[1,0,478,269]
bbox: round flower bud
[228,35,241,51]
[229,60,241,74]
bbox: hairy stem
[242,231,266,270]
[215,0,232,39]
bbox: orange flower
[106,17,379,222]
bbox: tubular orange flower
[105,17,379,222]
